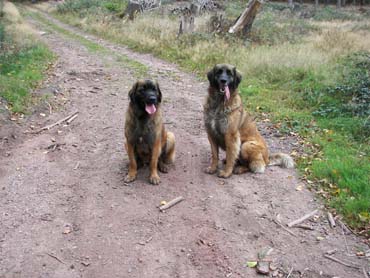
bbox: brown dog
[124,80,175,185]
[204,64,294,178]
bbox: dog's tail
[268,153,294,169]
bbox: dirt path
[0,9,368,278]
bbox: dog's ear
[128,82,139,104]
[233,67,242,89]
[155,81,162,103]
[207,66,216,87]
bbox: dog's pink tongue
[225,85,230,101]
[145,104,156,115]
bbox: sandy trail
[0,8,368,278]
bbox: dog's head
[207,64,242,101]
[128,80,162,115]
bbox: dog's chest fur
[204,99,228,149]
[126,114,158,160]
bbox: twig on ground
[34,111,79,134]
[326,249,337,255]
[362,267,369,278]
[287,267,294,278]
[66,113,79,124]
[296,224,314,230]
[73,162,80,170]
[327,212,336,228]
[323,254,361,269]
[341,222,351,255]
[337,219,355,235]
[287,209,318,228]
[159,196,184,211]
[272,219,298,237]
[45,101,52,114]
[46,253,65,264]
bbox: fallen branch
[287,209,318,228]
[323,254,361,269]
[272,219,298,237]
[327,212,336,228]
[159,196,184,211]
[46,253,65,264]
[34,111,79,134]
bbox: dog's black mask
[128,80,162,116]
[207,64,242,98]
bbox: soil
[0,9,369,278]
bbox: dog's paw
[124,174,136,183]
[205,166,217,174]
[158,162,169,173]
[233,166,249,175]
[218,170,232,179]
[149,174,160,185]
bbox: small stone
[256,261,270,275]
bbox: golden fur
[204,64,293,178]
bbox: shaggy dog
[124,80,175,185]
[204,64,294,178]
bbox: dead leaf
[246,261,258,268]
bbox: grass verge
[51,1,370,232]
[0,2,54,114]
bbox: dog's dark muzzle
[146,94,158,105]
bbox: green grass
[50,2,369,230]
[0,45,54,113]
[0,6,54,114]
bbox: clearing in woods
[0,7,369,278]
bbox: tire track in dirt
[0,8,368,278]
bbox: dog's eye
[216,69,223,75]
[226,69,232,75]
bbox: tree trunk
[121,1,142,20]
[315,0,319,9]
[288,0,293,8]
[336,0,341,8]
[228,0,263,36]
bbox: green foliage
[251,7,317,45]
[0,21,5,48]
[0,44,54,113]
[57,0,127,15]
[56,0,101,14]
[313,6,359,21]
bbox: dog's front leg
[205,133,219,174]
[149,138,162,185]
[218,131,240,178]
[125,142,137,183]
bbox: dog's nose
[220,79,227,84]
[148,95,157,104]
